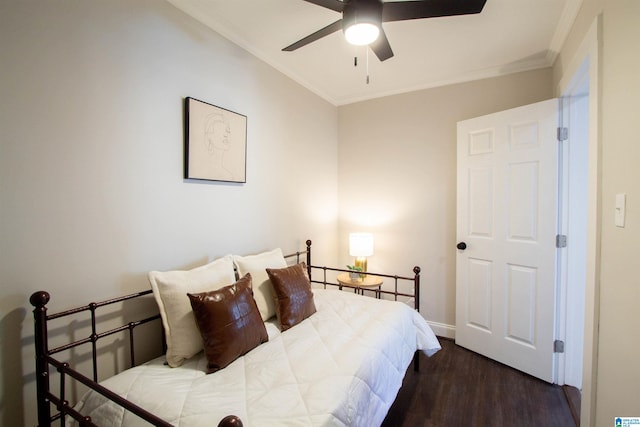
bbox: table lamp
[349,232,374,273]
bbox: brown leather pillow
[188,273,268,374]
[266,263,316,331]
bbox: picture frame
[184,97,247,183]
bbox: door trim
[556,16,601,427]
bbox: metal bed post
[413,266,421,312]
[413,266,421,372]
[30,291,52,427]
[305,239,312,280]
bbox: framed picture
[184,97,247,183]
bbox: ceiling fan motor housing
[342,0,384,34]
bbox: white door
[455,99,559,383]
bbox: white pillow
[148,255,236,367]
[233,248,287,321]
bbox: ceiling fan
[283,0,487,61]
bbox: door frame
[556,75,590,389]
[555,16,601,427]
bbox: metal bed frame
[30,240,421,427]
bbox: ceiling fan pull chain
[366,48,370,84]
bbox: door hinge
[556,234,567,248]
[557,127,569,142]
[554,340,565,353]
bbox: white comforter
[74,289,441,427]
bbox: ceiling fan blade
[282,19,343,52]
[382,0,487,22]
[302,0,346,13]
[370,28,394,61]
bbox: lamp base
[354,257,367,275]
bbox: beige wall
[337,69,553,333]
[0,1,338,426]
[554,0,640,425]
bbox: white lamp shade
[349,233,374,257]
[344,22,380,46]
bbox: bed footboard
[30,291,246,427]
[304,239,422,372]
[304,240,421,312]
[30,290,171,426]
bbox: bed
[30,240,441,427]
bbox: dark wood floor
[382,338,578,427]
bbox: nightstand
[336,272,383,298]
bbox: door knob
[457,242,467,250]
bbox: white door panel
[456,99,558,383]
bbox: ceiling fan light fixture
[344,22,380,46]
[342,0,383,46]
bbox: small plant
[346,265,365,280]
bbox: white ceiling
[167,0,583,106]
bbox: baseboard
[427,321,455,340]
[562,385,581,427]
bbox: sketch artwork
[185,97,247,183]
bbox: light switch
[615,193,626,227]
